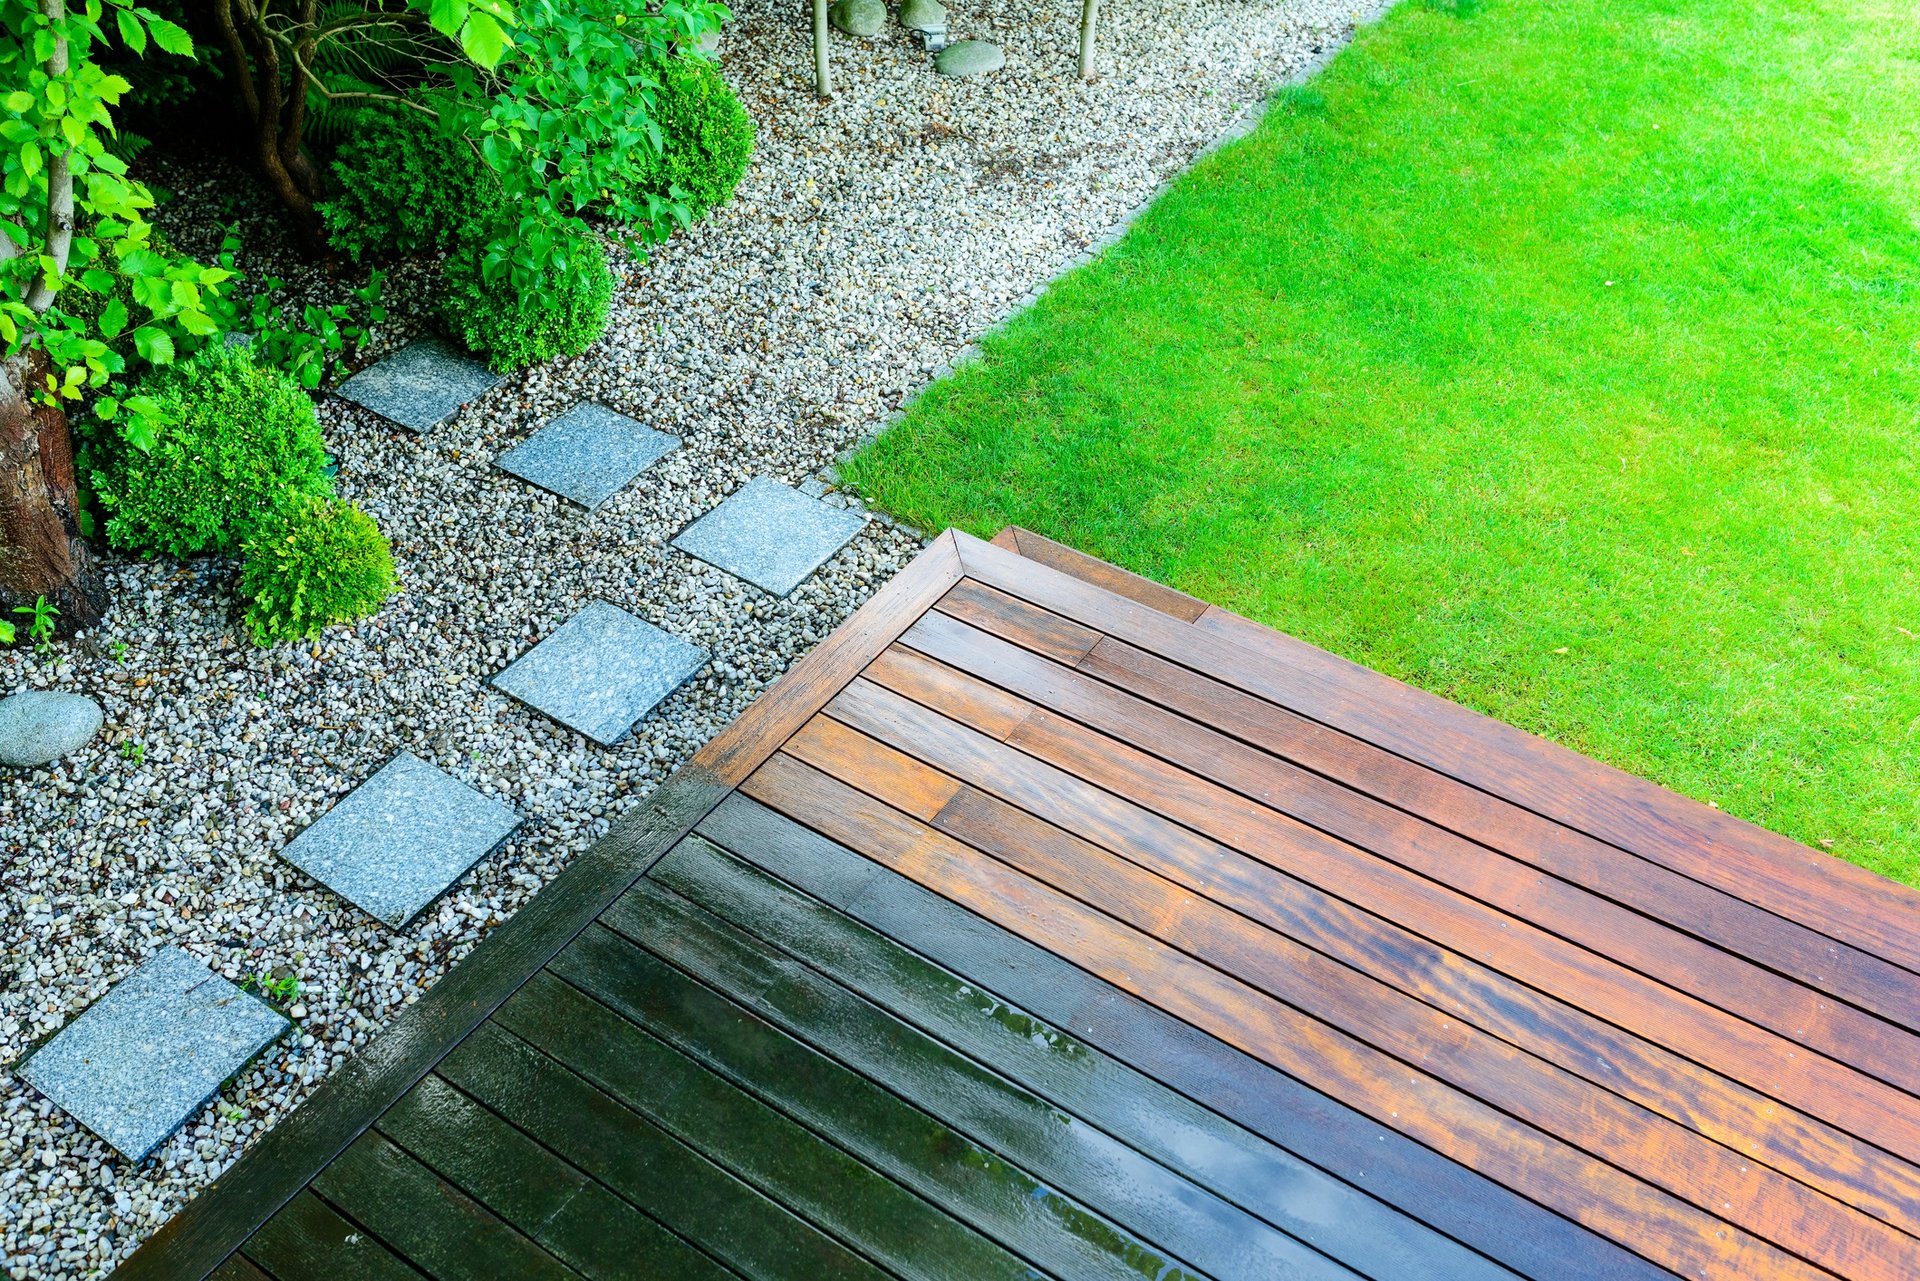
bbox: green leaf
[116,9,148,55]
[460,10,510,66]
[428,0,468,39]
[146,16,193,55]
[0,621,15,646]
[94,394,120,420]
[2,93,33,115]
[98,298,128,337]
[131,326,174,363]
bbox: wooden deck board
[118,527,1920,1281]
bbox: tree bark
[0,349,103,636]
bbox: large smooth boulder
[0,691,104,767]
[935,39,1004,76]
[830,0,886,37]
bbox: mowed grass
[843,0,1920,882]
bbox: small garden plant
[645,56,756,221]
[238,494,397,646]
[441,234,616,371]
[318,100,494,263]
[93,343,332,558]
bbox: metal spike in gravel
[491,600,708,746]
[277,752,522,928]
[336,336,503,433]
[494,402,680,511]
[672,477,868,597]
[16,948,287,1162]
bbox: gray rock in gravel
[898,0,946,32]
[830,0,885,36]
[0,690,103,767]
[935,39,1004,76]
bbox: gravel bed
[0,0,1378,1272]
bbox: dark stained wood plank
[440,1021,888,1281]
[937,580,1920,1040]
[311,1131,580,1281]
[741,751,1838,1281]
[652,832,1521,1281]
[241,1192,424,1281]
[991,527,1210,622]
[495,966,1035,1281]
[208,1256,275,1281]
[546,923,1191,1281]
[952,530,1920,975]
[115,766,733,1281]
[591,883,1351,1281]
[692,531,963,787]
[799,704,1920,1273]
[378,1074,738,1281]
[698,792,1672,1281]
[826,664,1920,1186]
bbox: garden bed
[0,0,1369,1272]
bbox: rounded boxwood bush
[439,234,615,372]
[240,494,397,645]
[96,343,332,558]
[318,99,492,262]
[647,56,754,220]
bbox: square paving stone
[336,336,503,433]
[672,478,867,597]
[495,402,679,511]
[279,752,522,928]
[17,947,287,1162]
[491,601,707,746]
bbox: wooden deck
[118,527,1920,1281]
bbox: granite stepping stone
[337,336,503,433]
[278,752,522,928]
[16,947,287,1162]
[494,402,679,511]
[671,478,867,597]
[491,601,707,746]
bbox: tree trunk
[217,0,327,250]
[812,0,832,98]
[1078,0,1099,80]
[0,349,103,636]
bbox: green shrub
[439,234,615,371]
[239,494,397,645]
[95,343,332,558]
[647,57,754,220]
[317,100,493,262]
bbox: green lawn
[843,0,1920,884]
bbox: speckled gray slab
[672,478,867,597]
[336,336,502,433]
[279,752,521,928]
[495,402,679,511]
[491,601,707,745]
[17,948,286,1162]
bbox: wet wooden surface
[119,527,1920,1280]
